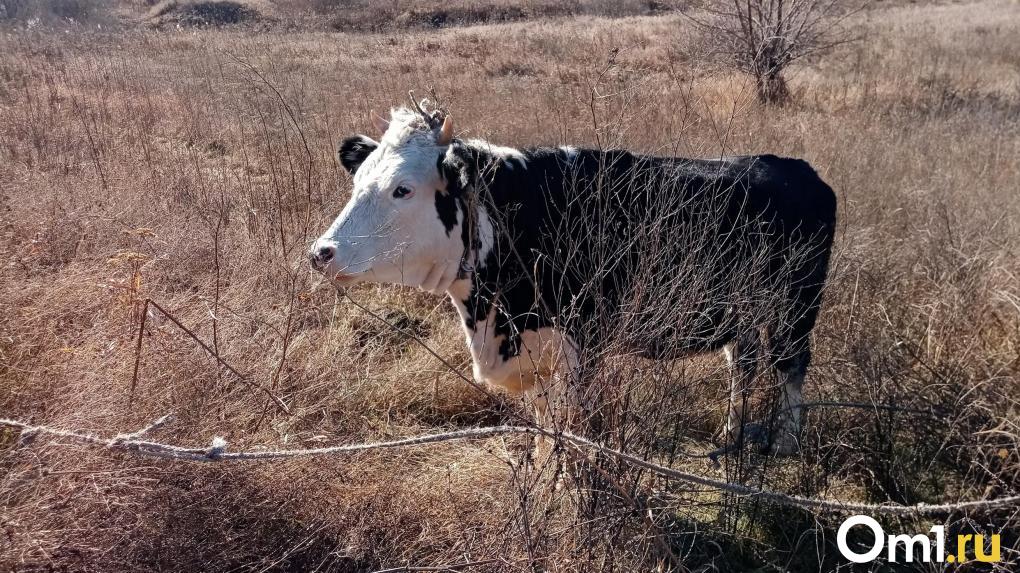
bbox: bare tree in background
[689,0,865,104]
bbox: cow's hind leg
[724,331,762,448]
[766,293,822,455]
[768,344,809,455]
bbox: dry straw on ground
[1,1,1019,571]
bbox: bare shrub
[687,0,866,104]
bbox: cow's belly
[633,328,737,360]
[623,304,740,360]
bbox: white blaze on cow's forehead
[381,107,443,147]
[352,144,436,190]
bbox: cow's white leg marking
[723,343,742,444]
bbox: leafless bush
[687,0,865,104]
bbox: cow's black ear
[438,143,476,197]
[338,135,378,174]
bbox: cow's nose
[309,243,336,271]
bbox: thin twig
[133,298,290,415]
[129,298,151,410]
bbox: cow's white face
[310,109,465,294]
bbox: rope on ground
[2,416,1017,517]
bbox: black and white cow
[310,104,836,454]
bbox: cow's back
[473,146,837,357]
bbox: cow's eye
[392,186,413,199]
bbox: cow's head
[310,105,473,294]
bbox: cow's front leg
[528,365,580,432]
[529,380,553,428]
[526,363,587,490]
[523,336,581,482]
[515,327,580,431]
[525,380,557,468]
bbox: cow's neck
[444,139,535,342]
[445,269,490,326]
[446,275,485,339]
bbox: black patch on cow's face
[337,135,378,174]
[434,190,458,235]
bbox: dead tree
[690,0,863,104]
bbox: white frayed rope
[1,416,1017,517]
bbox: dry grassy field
[1,0,1019,571]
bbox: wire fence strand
[2,416,1017,517]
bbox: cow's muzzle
[308,240,336,272]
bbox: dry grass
[1,0,679,30]
[1,0,1019,571]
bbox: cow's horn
[437,115,453,145]
[408,90,427,118]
